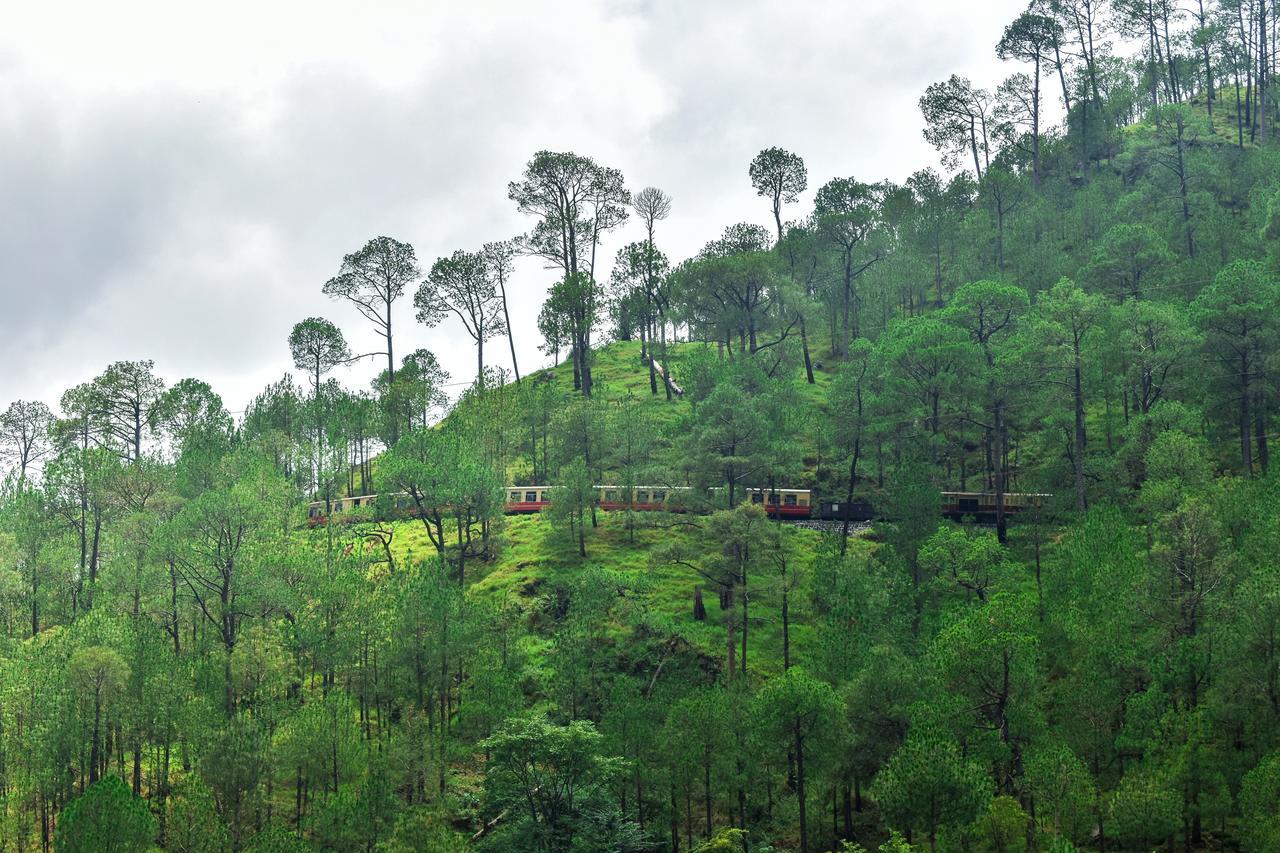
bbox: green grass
[542,339,693,433]
[355,508,873,679]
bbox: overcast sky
[1,0,1028,416]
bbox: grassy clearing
[361,509,873,678]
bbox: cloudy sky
[1,0,1027,416]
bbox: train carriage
[597,485,693,512]
[307,486,1048,526]
[740,487,811,518]
[506,487,551,513]
[940,491,1050,520]
[816,498,876,522]
[307,494,379,525]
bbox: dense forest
[4,1,1280,850]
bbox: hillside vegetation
[5,3,1280,851]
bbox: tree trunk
[224,648,235,716]
[995,407,1008,544]
[1236,65,1246,148]
[1261,0,1270,144]
[704,750,713,838]
[30,557,38,638]
[782,581,791,671]
[841,256,854,355]
[499,278,520,384]
[840,438,861,555]
[670,784,680,853]
[799,314,815,383]
[87,510,101,610]
[725,592,736,682]
[1073,358,1088,510]
[1032,54,1041,189]
[385,303,395,385]
[89,691,101,784]
[1199,1,1214,118]
[795,725,808,853]
[1174,116,1195,257]
[1241,352,1254,476]
[970,116,984,180]
[1256,400,1270,473]
[644,323,658,395]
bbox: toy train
[307,486,1049,525]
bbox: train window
[606,490,618,502]
[751,493,763,503]
[784,494,797,505]
[309,507,319,517]
[767,493,779,504]
[396,498,409,509]
[525,491,538,502]
[510,491,521,502]
[352,498,360,507]
[652,490,666,502]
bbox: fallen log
[651,358,683,397]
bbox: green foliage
[166,776,231,853]
[749,147,807,238]
[547,456,595,558]
[969,795,1029,853]
[836,832,920,853]
[1107,770,1180,847]
[202,714,269,843]
[416,249,507,387]
[753,666,845,849]
[479,713,637,852]
[380,807,470,852]
[1023,743,1095,844]
[872,728,989,845]
[241,824,314,852]
[1240,752,1280,852]
[288,317,350,394]
[68,644,129,704]
[694,827,751,852]
[1140,429,1213,515]
[1085,222,1173,297]
[54,775,155,853]
[919,523,1011,604]
[381,423,503,577]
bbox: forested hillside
[4,1,1280,850]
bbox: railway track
[784,519,874,534]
